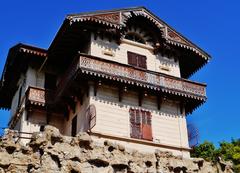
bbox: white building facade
[0,7,210,158]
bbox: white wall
[89,84,189,150]
[25,67,45,89]
[21,111,47,133]
[90,35,181,77]
[19,110,64,144]
[63,94,90,136]
[10,66,46,131]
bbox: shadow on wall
[156,54,179,68]
[93,38,120,53]
[93,94,181,118]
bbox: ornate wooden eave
[0,44,47,109]
[48,7,210,79]
[19,45,47,57]
[65,7,210,59]
[67,12,122,29]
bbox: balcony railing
[8,86,53,129]
[26,86,54,106]
[57,54,206,100]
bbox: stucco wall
[90,35,181,77]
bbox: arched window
[125,32,146,44]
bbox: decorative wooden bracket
[138,91,143,106]
[180,101,185,114]
[157,95,163,110]
[94,81,98,96]
[118,86,123,102]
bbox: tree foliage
[191,139,240,172]
[191,141,216,162]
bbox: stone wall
[0,126,234,173]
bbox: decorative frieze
[28,87,46,106]
[78,55,206,100]
[27,87,54,106]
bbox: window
[129,109,152,141]
[127,51,147,69]
[125,32,146,44]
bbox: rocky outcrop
[0,126,234,173]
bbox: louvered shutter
[130,109,141,139]
[128,51,147,69]
[141,111,153,141]
[138,55,147,69]
[127,52,138,66]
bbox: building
[0,7,210,158]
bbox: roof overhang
[0,43,47,109]
[48,7,211,78]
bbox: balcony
[57,54,206,101]
[26,86,54,106]
[8,86,54,129]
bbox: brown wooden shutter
[127,52,137,66]
[130,109,141,139]
[138,55,147,69]
[141,111,152,141]
[127,51,147,69]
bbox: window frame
[127,51,147,69]
[129,108,153,141]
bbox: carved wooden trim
[138,91,143,106]
[157,95,162,110]
[118,86,123,102]
[78,55,206,100]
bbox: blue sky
[0,0,239,146]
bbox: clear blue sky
[0,0,239,146]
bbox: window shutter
[127,52,138,66]
[130,109,141,139]
[127,51,147,69]
[138,55,147,69]
[142,111,153,141]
